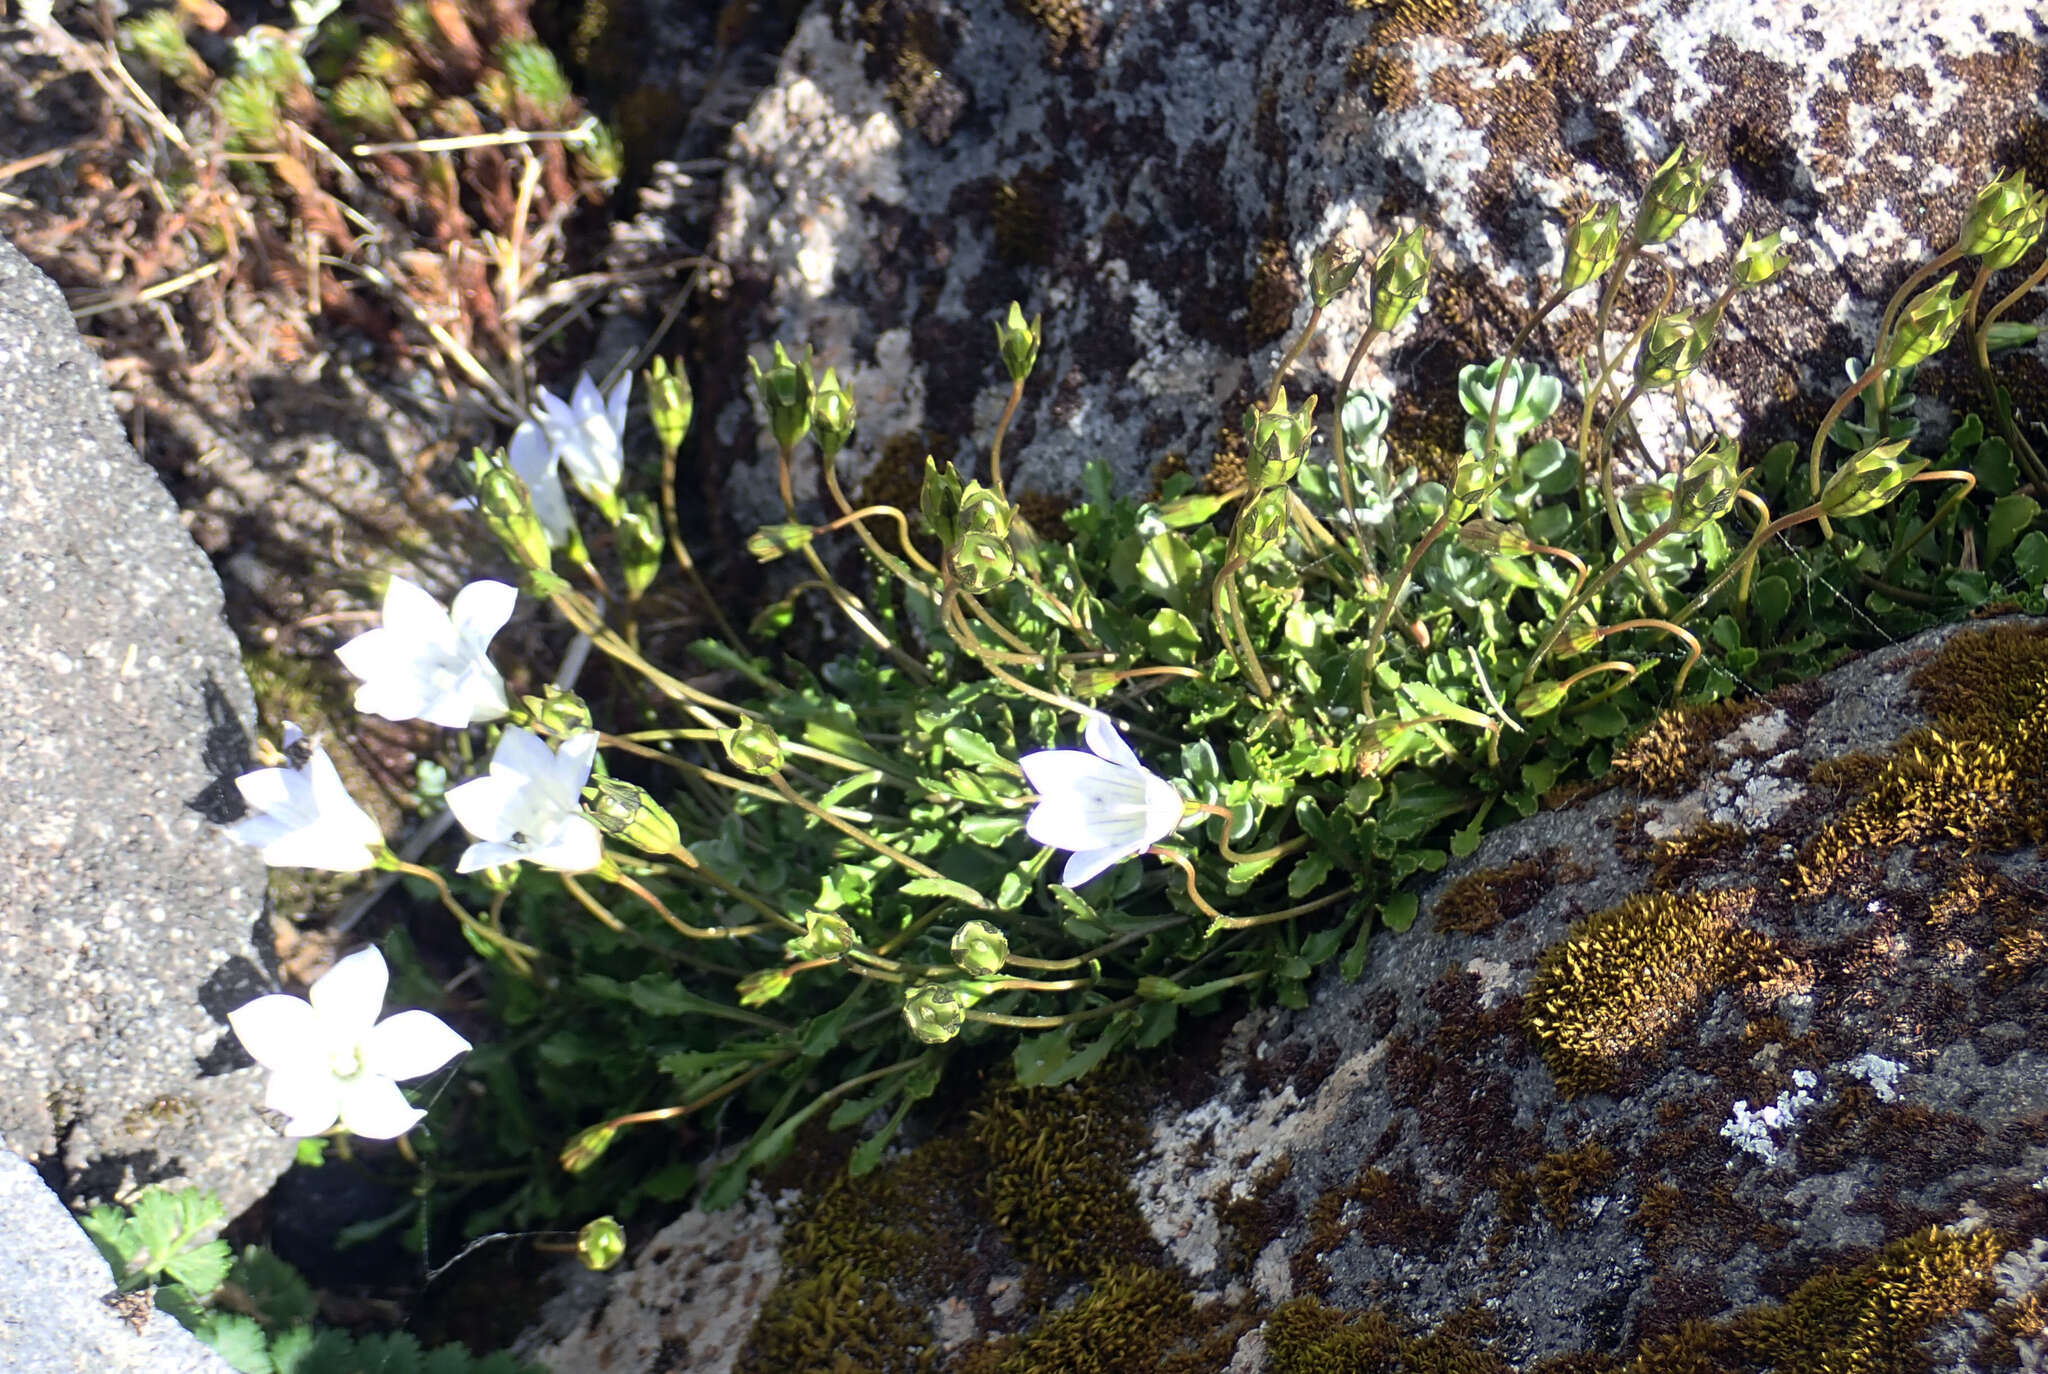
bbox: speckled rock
[705,0,2048,529]
[526,615,2048,1371]
[0,235,292,1215]
[0,1141,235,1373]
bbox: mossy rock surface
[520,619,2048,1373]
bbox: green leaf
[1145,607,1203,665]
[162,1238,232,1296]
[1986,493,2039,566]
[2016,530,2048,587]
[1340,902,1375,979]
[1013,1025,1075,1087]
[900,875,993,909]
[1381,891,1420,933]
[1400,680,1493,732]
[941,725,1009,771]
[82,1204,139,1280]
[850,1096,915,1176]
[291,1138,328,1168]
[1752,574,1792,635]
[1286,851,1333,898]
[1134,531,1203,606]
[1040,1015,1135,1087]
[960,813,1024,844]
[197,1313,274,1374]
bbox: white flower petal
[1026,791,1149,854]
[571,372,605,420]
[233,765,302,820]
[256,826,377,872]
[306,748,383,852]
[1141,773,1187,847]
[335,1075,424,1140]
[362,1011,471,1083]
[309,948,388,1041]
[1018,747,1130,799]
[546,731,601,804]
[226,812,295,854]
[538,386,576,431]
[378,576,457,649]
[264,1068,341,1138]
[1063,843,1135,889]
[446,774,525,844]
[450,580,517,652]
[228,995,323,1073]
[489,727,560,784]
[525,815,603,872]
[1082,712,1144,772]
[457,839,527,873]
[351,675,433,725]
[604,371,632,438]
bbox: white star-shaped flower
[336,576,514,728]
[227,946,470,1139]
[445,728,604,873]
[537,373,629,517]
[226,724,384,871]
[1018,713,1185,888]
[507,414,576,547]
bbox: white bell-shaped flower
[1018,713,1185,888]
[445,728,604,873]
[227,947,470,1139]
[226,724,384,871]
[536,373,629,516]
[336,576,514,728]
[507,415,576,547]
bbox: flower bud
[1634,144,1709,245]
[738,967,793,1007]
[1456,518,1535,555]
[1370,227,1430,332]
[921,456,964,544]
[1562,202,1623,290]
[903,984,965,1044]
[1635,312,1710,391]
[995,301,1042,383]
[560,1123,616,1174]
[617,494,663,599]
[950,920,1009,976]
[1238,487,1290,556]
[749,341,814,451]
[793,910,856,958]
[1987,322,2041,354]
[1960,171,2047,271]
[1308,236,1363,308]
[1885,274,1966,369]
[577,1217,627,1272]
[466,447,554,571]
[1137,975,1184,1002]
[1515,679,1569,717]
[1069,667,1120,699]
[950,484,1016,593]
[812,367,858,459]
[721,719,785,776]
[747,522,817,563]
[1819,438,1927,519]
[1447,453,1494,521]
[1244,392,1318,489]
[645,357,693,457]
[522,684,593,736]
[1731,229,1791,289]
[1673,439,1741,531]
[586,777,682,855]
[1560,622,1605,656]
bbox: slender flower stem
[1188,803,1312,865]
[1210,549,1275,700]
[1204,886,1354,931]
[1361,507,1454,691]
[989,378,1025,503]
[1593,617,1703,697]
[778,440,932,681]
[1972,256,2048,490]
[1331,320,1385,566]
[963,998,1137,1030]
[1152,847,1224,921]
[1575,240,1642,504]
[1479,285,1569,478]
[625,860,799,937]
[1267,305,1323,409]
[941,586,1097,715]
[1003,917,1189,971]
[1522,513,1681,689]
[1809,360,1889,516]
[1866,244,1964,440]
[599,1056,789,1135]
[820,463,940,582]
[549,588,751,730]
[957,587,1039,658]
[657,426,747,649]
[765,771,969,896]
[388,859,542,975]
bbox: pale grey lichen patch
[1721,1068,1819,1166]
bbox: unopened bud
[1137,976,1184,1002]
[1635,313,1710,390]
[1961,170,2047,271]
[721,719,785,776]
[1456,518,1534,555]
[1819,438,1926,519]
[952,530,1016,594]
[467,447,554,571]
[749,342,814,451]
[1370,227,1430,332]
[1562,202,1623,291]
[995,301,1042,383]
[738,967,793,1007]
[1673,440,1741,531]
[1238,487,1290,556]
[921,456,964,544]
[1987,322,2041,354]
[903,984,965,1044]
[1515,680,1569,717]
[618,494,662,599]
[1731,229,1791,289]
[1634,144,1709,245]
[1069,667,1120,699]
[645,358,693,457]
[586,777,681,855]
[1308,236,1363,308]
[560,1123,616,1174]
[1560,622,1605,656]
[812,368,857,459]
[950,920,1009,976]
[794,910,856,959]
[522,685,593,736]
[1447,454,1493,521]
[577,1217,627,1272]
[747,522,816,563]
[1244,392,1317,489]
[1886,274,1966,369]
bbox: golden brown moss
[971,1078,1155,1276]
[735,1260,937,1374]
[977,1264,1246,1374]
[1265,1298,1404,1372]
[1609,698,1770,797]
[991,168,1056,267]
[1534,1140,1616,1229]
[1647,822,1746,888]
[1522,888,1800,1096]
[1248,237,1301,348]
[1435,855,1548,934]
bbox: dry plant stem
[351,121,597,157]
[1972,256,2048,489]
[766,771,963,891]
[1205,886,1354,931]
[989,378,1026,502]
[1331,321,1386,563]
[388,859,541,975]
[964,997,1138,1030]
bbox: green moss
[1799,622,2048,892]
[971,1079,1155,1277]
[1522,888,1799,1096]
[971,1263,1245,1374]
[1609,698,1769,797]
[735,1261,936,1374]
[1265,1297,1403,1373]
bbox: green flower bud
[1562,202,1623,291]
[1447,453,1493,521]
[721,719,785,776]
[1885,274,1966,369]
[1673,440,1742,532]
[1456,518,1535,555]
[618,494,663,599]
[952,530,1016,594]
[1370,227,1431,332]
[921,455,964,544]
[1069,667,1120,700]
[521,685,593,736]
[1136,975,1185,1002]
[747,522,817,563]
[585,777,682,856]
[1238,487,1290,556]
[812,367,858,459]
[1515,680,1569,717]
[560,1123,616,1175]
[1987,321,2041,354]
[903,984,965,1044]
[995,301,1042,383]
[950,920,1009,976]
[645,357,693,457]
[793,910,856,959]
[1731,229,1791,289]
[749,342,814,451]
[1244,392,1318,489]
[577,1216,627,1272]
[1960,170,2047,271]
[1308,236,1363,308]
[738,967,793,1007]
[1819,438,1927,519]
[1635,312,1710,391]
[466,447,553,572]
[1634,144,1709,245]
[1560,622,1605,656]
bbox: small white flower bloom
[227,724,384,871]
[445,728,604,873]
[336,576,515,728]
[537,372,630,514]
[507,414,576,547]
[1018,713,1185,889]
[228,947,470,1139]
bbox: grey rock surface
[0,1142,234,1373]
[704,0,2048,529]
[0,235,293,1215]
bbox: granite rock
[0,234,292,1215]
